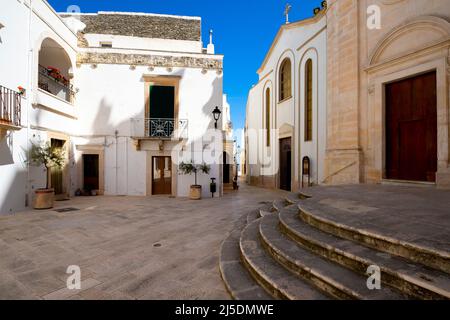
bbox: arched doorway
[223,152,230,184]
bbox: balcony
[131,118,188,150]
[38,65,74,103]
[0,85,21,131]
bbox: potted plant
[179,162,210,200]
[28,141,65,209]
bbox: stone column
[324,0,362,184]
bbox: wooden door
[152,156,172,195]
[385,71,437,182]
[50,138,65,194]
[279,138,292,191]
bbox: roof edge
[256,9,327,75]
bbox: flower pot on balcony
[34,188,55,210]
[189,185,202,200]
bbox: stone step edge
[259,214,361,300]
[219,239,270,300]
[299,204,450,274]
[279,209,450,300]
[240,220,310,300]
[219,211,270,300]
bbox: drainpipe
[115,130,118,195]
[25,0,33,208]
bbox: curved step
[272,199,289,212]
[299,202,450,274]
[279,207,450,299]
[219,218,272,300]
[239,220,329,300]
[260,213,406,300]
[246,209,261,225]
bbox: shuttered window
[305,59,313,141]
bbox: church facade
[245,0,450,190]
[245,5,327,191]
[0,0,226,214]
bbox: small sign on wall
[302,156,311,188]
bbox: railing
[38,65,74,103]
[131,118,188,139]
[0,85,21,127]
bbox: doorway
[152,156,172,195]
[279,138,292,191]
[223,152,230,184]
[385,71,437,182]
[50,138,65,195]
[149,85,175,137]
[83,154,99,192]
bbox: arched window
[304,59,313,141]
[265,88,271,147]
[279,58,292,101]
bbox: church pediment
[369,16,450,66]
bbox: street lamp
[212,106,221,129]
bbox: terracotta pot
[189,185,202,200]
[34,188,55,210]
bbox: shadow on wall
[0,132,27,214]
[0,132,14,165]
[73,68,223,196]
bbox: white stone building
[245,5,327,191]
[0,0,225,214]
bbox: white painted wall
[246,15,327,189]
[0,0,224,214]
[0,0,77,214]
[74,63,223,198]
[83,34,203,54]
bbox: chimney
[207,29,215,54]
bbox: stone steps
[219,194,450,300]
[246,209,261,225]
[260,212,407,300]
[219,214,272,300]
[299,201,450,274]
[279,205,450,299]
[240,220,329,300]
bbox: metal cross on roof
[284,3,292,24]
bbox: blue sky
[49,0,322,142]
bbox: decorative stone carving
[77,52,223,71]
[133,139,141,151]
[77,32,88,48]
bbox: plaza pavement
[0,184,287,300]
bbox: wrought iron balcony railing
[131,118,188,139]
[0,85,21,127]
[38,65,75,103]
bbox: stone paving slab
[300,185,450,253]
[0,184,287,300]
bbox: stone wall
[324,0,362,184]
[325,0,450,187]
[63,13,201,42]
